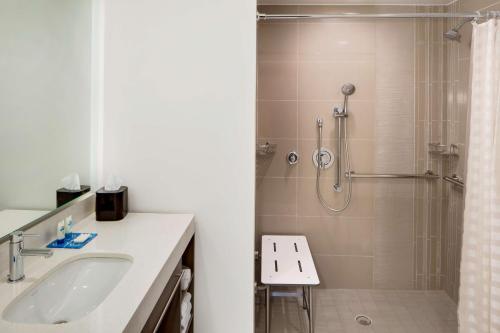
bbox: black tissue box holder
[56,185,91,207]
[96,186,128,221]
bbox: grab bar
[443,175,465,188]
[345,170,439,179]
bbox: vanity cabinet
[142,236,194,333]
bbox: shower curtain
[459,18,500,333]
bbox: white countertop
[0,212,195,333]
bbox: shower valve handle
[287,151,299,165]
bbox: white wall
[101,1,256,332]
[0,0,92,211]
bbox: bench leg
[265,285,271,333]
[308,286,314,333]
[302,286,307,310]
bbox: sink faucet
[8,231,53,283]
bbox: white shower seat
[261,235,320,333]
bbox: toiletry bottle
[64,215,74,238]
[57,221,65,244]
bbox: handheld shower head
[336,83,356,117]
[341,83,356,96]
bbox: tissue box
[96,186,128,221]
[56,185,91,207]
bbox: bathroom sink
[3,254,132,324]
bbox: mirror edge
[0,192,95,244]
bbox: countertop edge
[124,217,195,333]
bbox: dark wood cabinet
[141,236,195,333]
[183,237,195,333]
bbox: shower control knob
[287,152,299,165]
[313,148,334,169]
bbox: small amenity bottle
[57,221,65,244]
[64,215,74,239]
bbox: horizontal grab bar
[443,175,465,188]
[345,170,439,179]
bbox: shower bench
[261,235,320,333]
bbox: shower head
[444,17,475,42]
[341,83,356,96]
[444,28,461,42]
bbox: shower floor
[255,289,458,333]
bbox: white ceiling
[258,0,452,5]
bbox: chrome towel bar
[443,175,465,188]
[345,170,439,179]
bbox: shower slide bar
[257,11,500,21]
[345,170,439,179]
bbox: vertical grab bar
[335,117,342,191]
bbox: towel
[181,312,191,329]
[181,292,192,317]
[181,292,192,311]
[181,268,192,290]
[182,302,192,319]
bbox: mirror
[0,0,93,239]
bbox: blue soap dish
[47,232,97,249]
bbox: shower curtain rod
[257,11,500,21]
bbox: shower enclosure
[255,1,500,332]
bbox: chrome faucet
[8,231,53,283]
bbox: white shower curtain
[459,18,500,333]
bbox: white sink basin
[3,254,132,324]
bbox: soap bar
[73,233,91,243]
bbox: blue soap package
[47,232,97,249]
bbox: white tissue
[104,174,123,191]
[62,173,81,190]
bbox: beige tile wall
[256,5,418,289]
[412,0,500,302]
[413,5,447,292]
[439,0,500,302]
[257,0,500,293]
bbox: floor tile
[255,289,458,333]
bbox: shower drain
[355,315,372,326]
[52,320,68,325]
